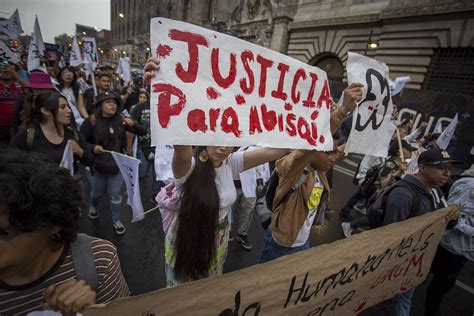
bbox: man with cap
[383,148,461,316]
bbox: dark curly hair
[0,149,83,244]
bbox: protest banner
[150,18,333,151]
[82,37,99,69]
[0,9,23,39]
[69,35,83,67]
[84,206,452,316]
[0,41,19,64]
[110,152,145,222]
[27,16,46,72]
[345,52,396,157]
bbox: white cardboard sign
[345,52,396,157]
[150,18,333,150]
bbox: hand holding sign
[144,57,161,84]
[340,83,364,113]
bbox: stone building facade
[111,0,473,159]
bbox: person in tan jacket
[258,83,363,263]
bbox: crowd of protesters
[0,48,472,316]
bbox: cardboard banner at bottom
[84,208,451,316]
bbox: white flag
[436,113,458,150]
[132,136,138,159]
[0,9,23,39]
[69,36,83,67]
[59,141,74,176]
[27,16,46,72]
[0,41,20,64]
[344,52,396,157]
[406,147,426,175]
[111,152,145,222]
[81,37,98,69]
[389,76,411,96]
[120,56,131,86]
[434,121,443,134]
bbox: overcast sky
[2,0,110,43]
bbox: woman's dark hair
[57,66,80,100]
[93,100,126,150]
[0,149,82,243]
[174,146,220,282]
[25,91,71,134]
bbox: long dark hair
[25,91,78,136]
[57,66,80,99]
[174,146,220,282]
[93,102,126,151]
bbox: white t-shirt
[274,173,324,248]
[175,151,245,221]
[61,87,84,127]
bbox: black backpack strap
[26,128,35,150]
[70,233,99,292]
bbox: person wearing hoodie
[382,148,461,316]
[424,166,474,315]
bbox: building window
[424,48,474,96]
[312,53,344,81]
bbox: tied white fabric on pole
[110,152,145,222]
[69,35,83,67]
[389,76,411,96]
[0,9,23,39]
[436,113,458,150]
[27,16,46,72]
[59,141,74,176]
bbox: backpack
[155,181,180,234]
[26,127,80,150]
[367,180,420,229]
[70,233,99,292]
[257,168,308,230]
[359,165,381,198]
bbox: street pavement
[77,155,474,315]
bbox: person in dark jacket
[10,91,92,171]
[383,148,461,316]
[80,91,146,235]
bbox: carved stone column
[269,16,292,54]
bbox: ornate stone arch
[310,53,344,81]
[310,53,346,100]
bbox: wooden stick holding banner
[84,207,453,316]
[396,128,405,161]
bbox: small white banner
[345,52,396,157]
[0,9,23,39]
[82,37,99,69]
[27,16,46,72]
[59,141,74,176]
[111,152,145,222]
[436,113,458,150]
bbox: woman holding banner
[80,91,146,236]
[9,90,92,170]
[144,57,290,286]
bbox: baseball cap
[418,149,463,166]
